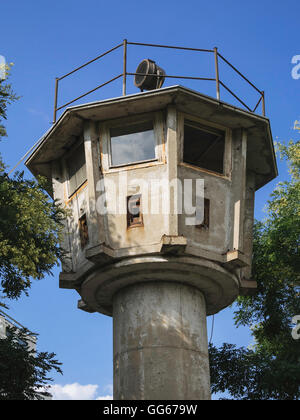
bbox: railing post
[53,77,59,124]
[262,91,266,116]
[123,39,127,96]
[214,47,220,101]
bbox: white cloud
[96,394,113,400]
[49,383,112,400]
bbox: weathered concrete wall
[101,164,169,250]
[178,164,232,255]
[242,170,256,280]
[113,282,211,400]
[52,160,92,274]
[54,110,250,301]
[230,128,247,253]
[57,183,89,273]
[176,113,233,257]
[98,111,169,251]
[54,109,255,282]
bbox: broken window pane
[110,121,156,167]
[67,142,87,196]
[184,120,225,174]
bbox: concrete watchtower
[26,43,277,400]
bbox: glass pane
[67,143,87,195]
[184,121,225,174]
[75,152,87,188]
[110,121,156,166]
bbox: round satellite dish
[134,59,166,91]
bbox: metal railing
[52,40,266,124]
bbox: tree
[0,66,64,399]
[209,139,300,400]
[0,66,64,300]
[0,325,62,400]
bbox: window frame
[127,194,144,229]
[179,113,232,179]
[65,139,87,198]
[196,198,210,230]
[78,214,89,249]
[100,112,166,173]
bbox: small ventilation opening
[127,195,143,228]
[79,214,89,249]
[196,198,210,229]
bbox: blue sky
[1,0,299,399]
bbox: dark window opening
[184,120,225,174]
[196,198,210,229]
[66,142,87,196]
[79,214,89,249]
[127,195,143,228]
[110,121,156,167]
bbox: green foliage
[0,65,18,140]
[0,67,64,399]
[0,70,65,300]
[0,326,62,400]
[0,166,65,299]
[210,140,300,400]
[209,343,300,400]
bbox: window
[184,120,225,174]
[127,195,143,228]
[196,198,210,229]
[66,142,87,196]
[79,214,89,249]
[110,121,156,167]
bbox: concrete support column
[113,282,211,400]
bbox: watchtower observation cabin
[25,42,277,400]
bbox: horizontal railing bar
[56,74,123,111]
[252,95,263,113]
[127,42,214,53]
[53,40,266,122]
[58,43,123,81]
[127,73,215,81]
[217,52,262,95]
[219,81,252,112]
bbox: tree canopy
[0,67,63,399]
[0,68,64,300]
[210,139,300,400]
[0,325,62,400]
